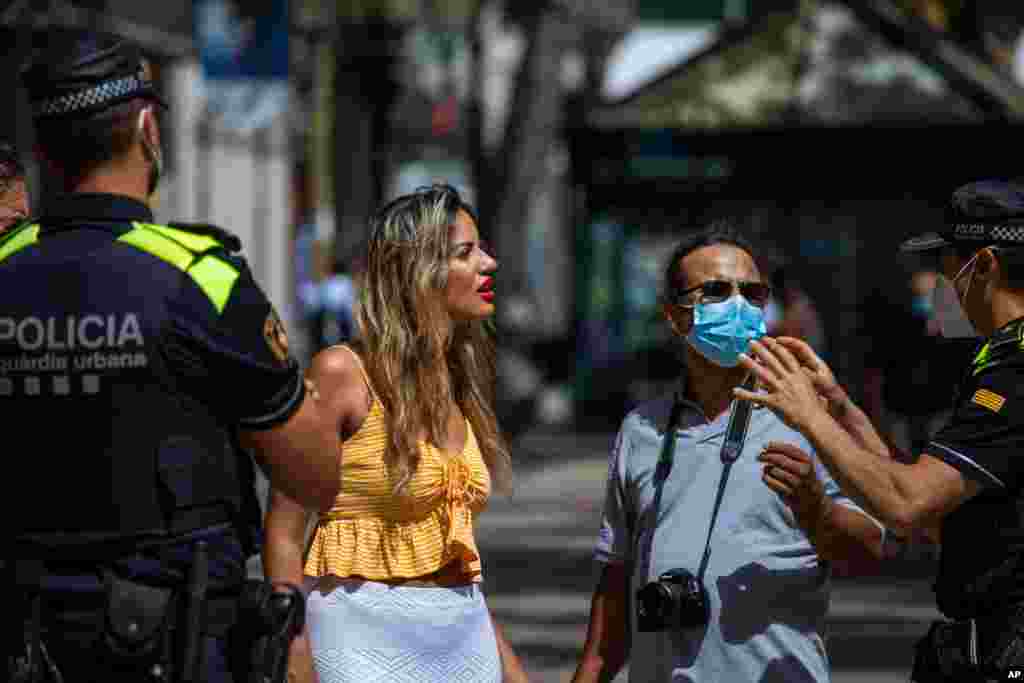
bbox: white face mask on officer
[933,251,981,339]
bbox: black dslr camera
[636,568,710,632]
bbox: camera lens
[637,582,672,621]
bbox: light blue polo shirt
[596,391,875,682]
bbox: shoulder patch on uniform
[263,306,290,365]
[972,388,1006,413]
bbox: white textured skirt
[304,576,502,683]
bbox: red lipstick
[478,277,495,302]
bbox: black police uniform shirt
[926,316,1024,619]
[0,193,305,597]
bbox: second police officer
[736,179,1024,681]
[3,30,341,682]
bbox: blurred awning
[0,0,193,56]
[587,0,1024,130]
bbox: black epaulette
[166,221,243,254]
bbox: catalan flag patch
[972,389,1006,413]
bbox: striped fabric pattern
[304,346,491,582]
[973,388,1007,413]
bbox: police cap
[20,30,166,120]
[901,179,1024,252]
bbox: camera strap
[649,374,756,585]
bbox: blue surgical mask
[910,295,933,319]
[685,295,767,367]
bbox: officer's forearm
[801,411,920,537]
[824,385,890,460]
[807,496,885,575]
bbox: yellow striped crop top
[304,346,492,582]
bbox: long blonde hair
[354,184,512,494]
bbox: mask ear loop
[137,107,163,195]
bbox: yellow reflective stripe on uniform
[117,225,194,271]
[0,223,40,263]
[117,223,241,315]
[973,342,992,375]
[137,223,221,253]
[187,254,239,314]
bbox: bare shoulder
[309,345,362,381]
[307,345,371,437]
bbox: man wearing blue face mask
[572,222,885,683]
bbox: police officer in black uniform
[3,31,341,682]
[733,179,1024,682]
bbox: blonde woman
[263,184,529,683]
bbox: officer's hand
[735,338,828,432]
[758,441,830,538]
[776,337,843,404]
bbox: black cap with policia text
[901,179,1024,252]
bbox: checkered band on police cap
[988,224,1024,244]
[31,73,151,117]
[20,31,165,120]
[902,180,1024,251]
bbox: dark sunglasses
[674,279,772,307]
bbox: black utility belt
[16,572,307,683]
[913,612,1024,683]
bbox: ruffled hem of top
[304,510,482,582]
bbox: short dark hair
[663,220,761,303]
[34,98,150,182]
[0,143,24,188]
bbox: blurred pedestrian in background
[764,263,827,355]
[311,253,357,350]
[863,266,960,458]
[263,184,530,683]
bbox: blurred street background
[4,0,1024,680]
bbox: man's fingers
[759,450,812,479]
[763,441,813,463]
[764,464,801,490]
[763,472,794,498]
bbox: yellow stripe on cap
[972,389,1006,413]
